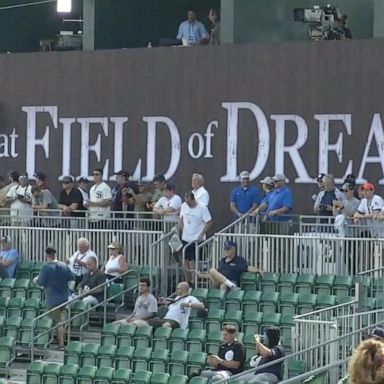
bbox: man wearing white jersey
[153,184,182,224]
[87,168,113,228]
[175,192,212,286]
[192,173,210,207]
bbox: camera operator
[337,14,352,39]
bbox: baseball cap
[77,177,89,183]
[361,182,375,191]
[0,235,11,243]
[62,176,73,183]
[107,241,123,250]
[114,170,130,178]
[316,173,326,182]
[34,172,47,181]
[45,247,56,256]
[239,170,250,180]
[273,174,286,182]
[165,184,176,191]
[19,172,28,179]
[341,183,354,192]
[260,176,274,186]
[369,327,384,340]
[224,240,237,250]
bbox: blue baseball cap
[224,240,237,250]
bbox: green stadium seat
[316,295,336,310]
[42,362,62,384]
[0,297,9,317]
[188,308,207,330]
[0,316,4,337]
[3,315,22,339]
[123,271,139,308]
[16,261,35,280]
[35,317,54,349]
[94,367,115,384]
[23,298,41,319]
[107,283,124,313]
[287,359,306,378]
[111,368,132,384]
[169,328,189,352]
[70,301,89,332]
[295,274,316,295]
[243,311,263,335]
[117,324,136,348]
[149,349,169,373]
[101,322,121,345]
[279,293,299,316]
[259,292,279,313]
[152,327,172,351]
[242,290,261,315]
[225,289,245,311]
[97,344,117,368]
[335,295,355,306]
[186,352,207,377]
[64,342,83,365]
[168,350,189,376]
[206,289,225,310]
[28,281,45,301]
[132,347,152,372]
[0,336,15,371]
[0,278,16,297]
[168,375,188,384]
[7,297,25,317]
[80,343,100,367]
[243,333,256,360]
[189,378,208,384]
[150,373,170,384]
[133,326,153,349]
[77,365,98,384]
[297,294,317,314]
[278,273,297,294]
[240,272,260,291]
[32,261,45,279]
[260,312,281,331]
[222,309,243,330]
[59,363,79,384]
[191,288,209,302]
[27,360,45,384]
[315,274,336,295]
[13,278,30,298]
[19,318,34,348]
[205,330,222,355]
[205,309,225,333]
[261,272,279,292]
[186,329,206,353]
[333,275,353,297]
[115,346,135,370]
[352,275,372,297]
[134,370,152,384]
[280,314,295,350]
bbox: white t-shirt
[165,295,202,329]
[89,182,112,220]
[192,186,210,207]
[6,184,33,218]
[154,194,182,223]
[68,249,98,276]
[357,195,384,214]
[180,202,212,242]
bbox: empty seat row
[0,278,45,300]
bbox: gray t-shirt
[343,197,360,220]
[132,293,158,318]
[33,190,59,215]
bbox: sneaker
[230,285,241,291]
[56,345,65,351]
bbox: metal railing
[30,269,137,361]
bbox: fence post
[329,321,339,384]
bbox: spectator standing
[0,235,20,277]
[0,171,19,212]
[58,176,85,223]
[338,14,352,39]
[148,174,167,210]
[34,172,50,190]
[103,241,128,283]
[153,185,183,224]
[176,10,209,45]
[230,170,262,218]
[114,278,158,326]
[175,192,212,286]
[78,255,106,307]
[133,182,153,216]
[77,177,90,207]
[31,185,59,227]
[192,173,210,207]
[208,8,220,45]
[36,247,74,350]
[147,281,204,329]
[314,174,344,218]
[67,238,98,286]
[199,325,245,381]
[87,168,113,228]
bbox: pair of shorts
[182,241,200,262]
[48,307,66,324]
[147,318,180,329]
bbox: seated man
[147,281,204,329]
[0,235,20,278]
[78,255,106,306]
[198,325,245,381]
[241,326,285,384]
[199,240,263,291]
[114,278,158,326]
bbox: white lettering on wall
[59,118,75,179]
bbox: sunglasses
[92,173,101,176]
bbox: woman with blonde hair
[103,241,128,283]
[348,339,384,384]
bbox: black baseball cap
[113,170,130,178]
[62,176,73,183]
[34,172,47,181]
[316,173,326,182]
[369,327,384,340]
[77,177,89,183]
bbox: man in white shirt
[6,172,33,225]
[148,281,204,329]
[86,168,113,228]
[175,192,212,286]
[67,237,98,286]
[192,173,210,207]
[153,185,182,224]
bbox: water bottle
[147,42,152,48]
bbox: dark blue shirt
[266,187,293,222]
[38,262,74,308]
[256,345,285,379]
[218,255,248,286]
[230,186,263,214]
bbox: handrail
[214,315,384,383]
[30,268,136,360]
[358,265,384,275]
